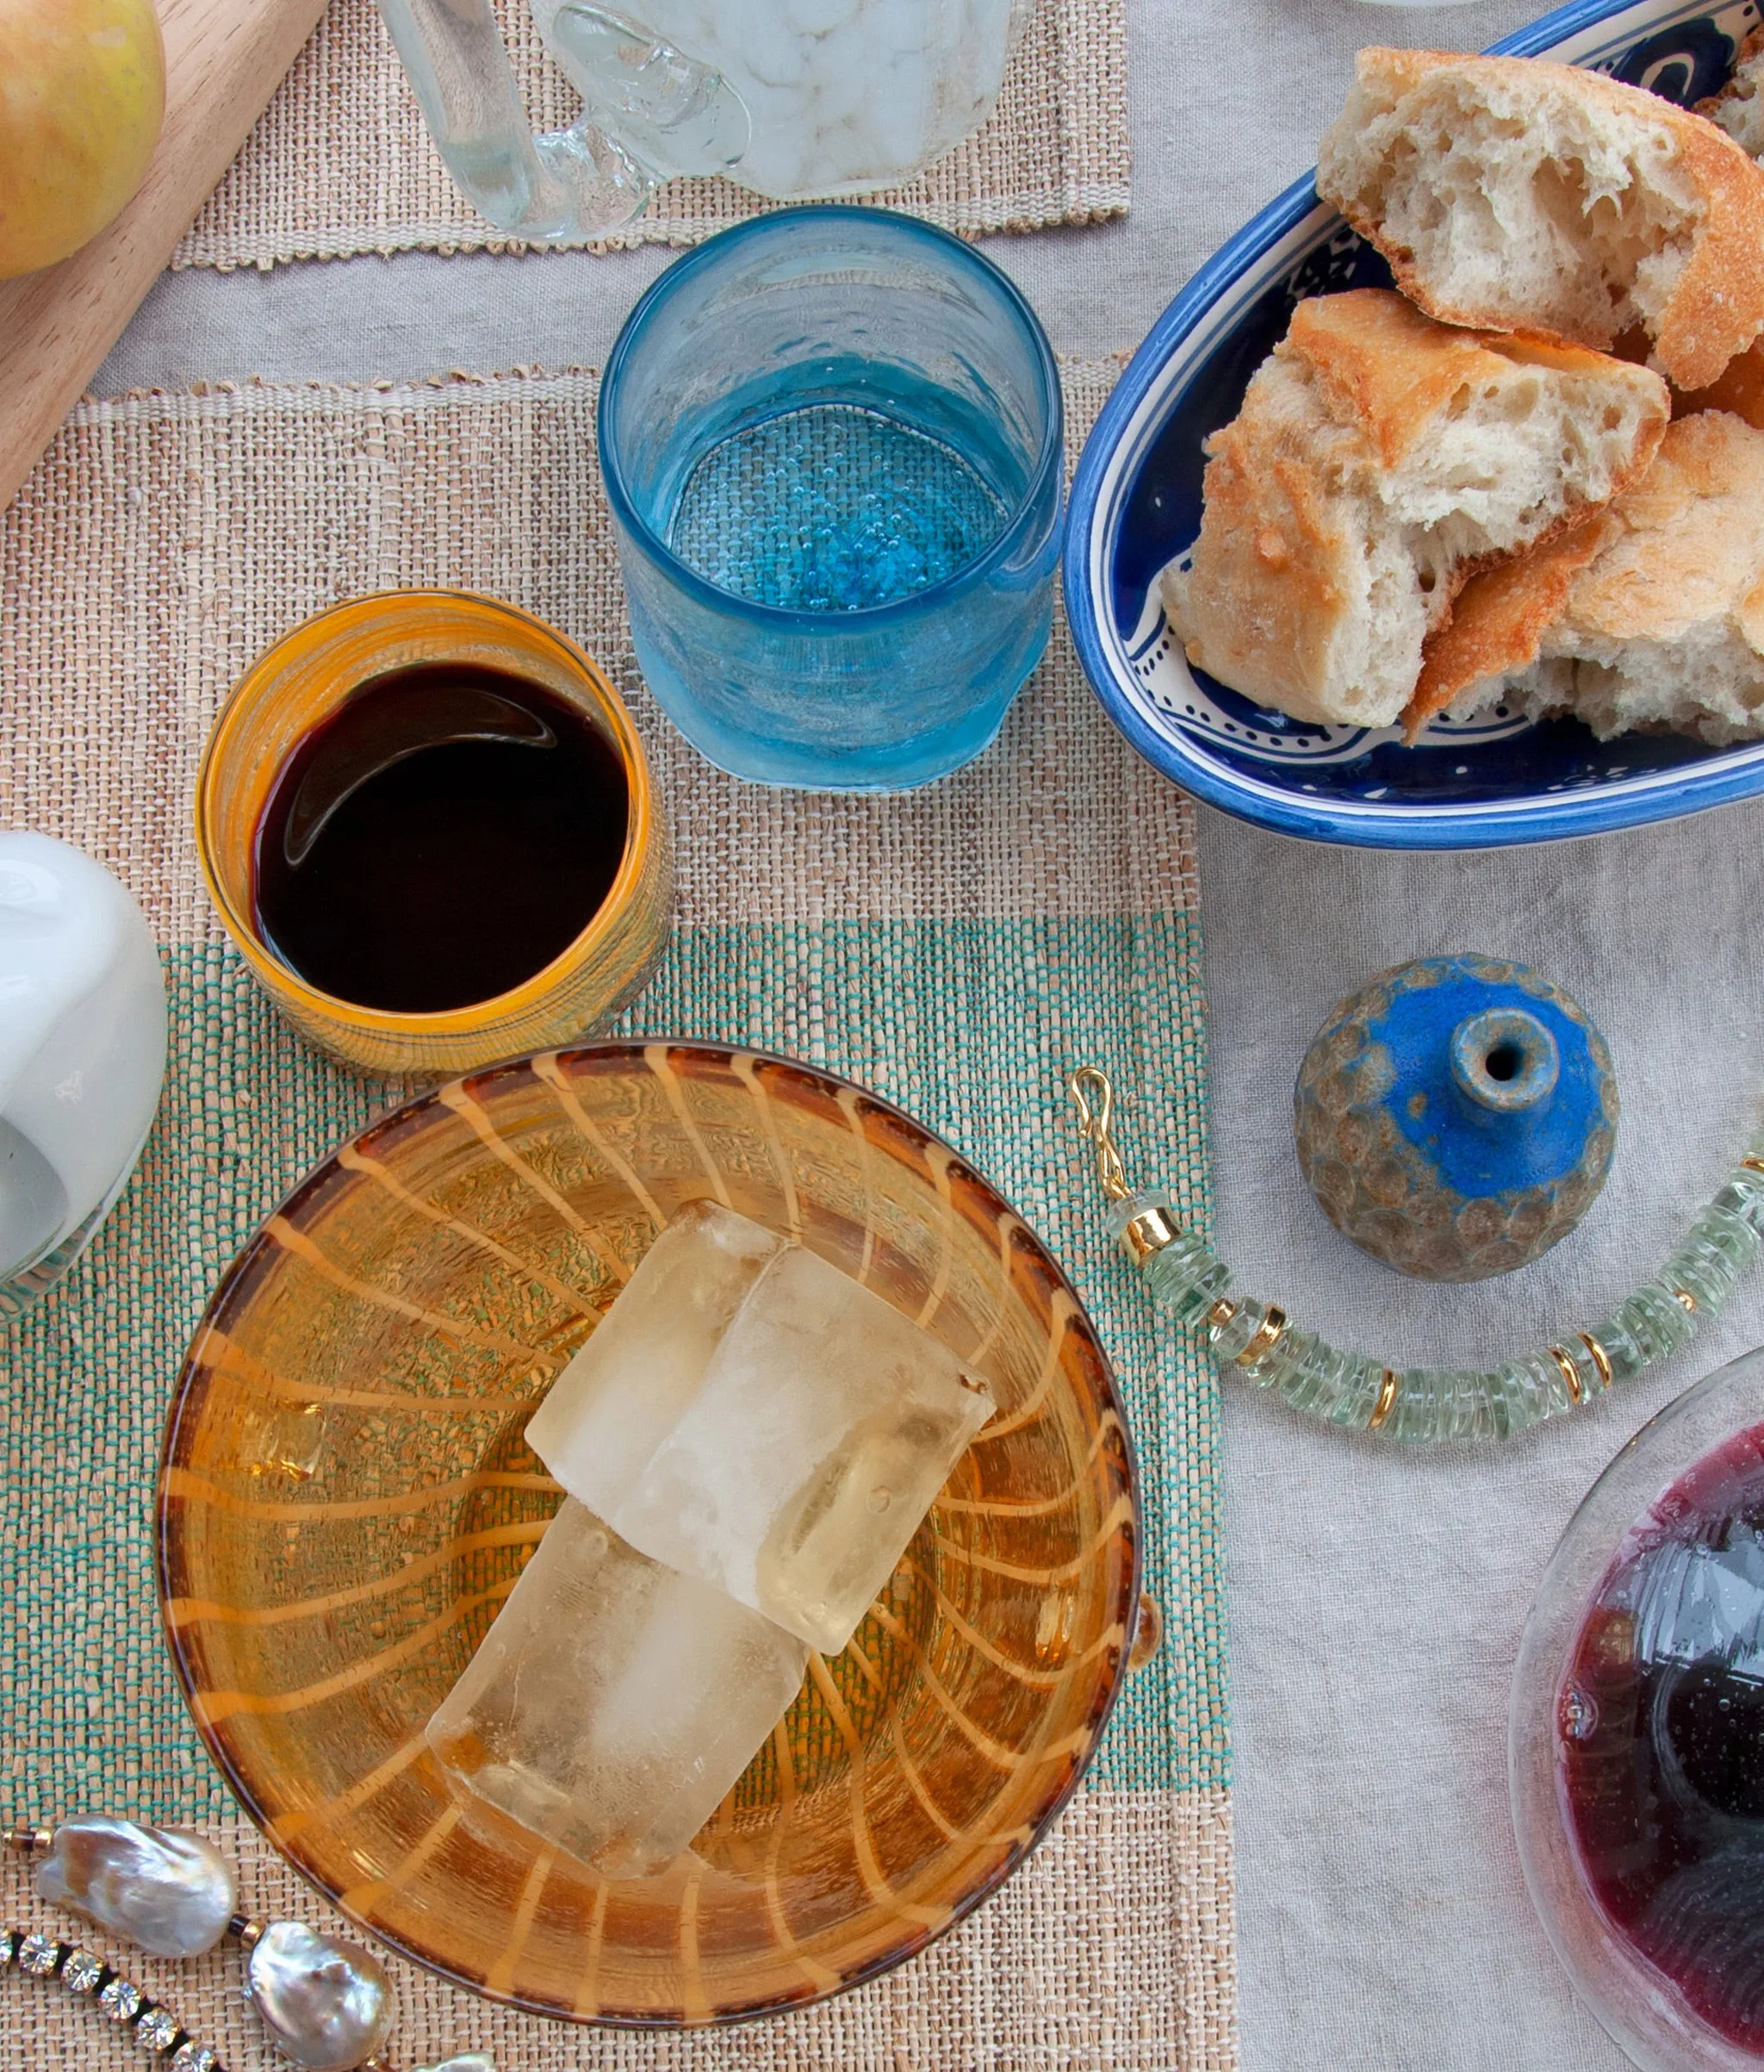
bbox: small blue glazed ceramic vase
[1294,955,1618,1283]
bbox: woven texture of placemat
[0,359,1233,2069]
[173,0,1129,271]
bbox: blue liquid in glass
[601,211,1061,787]
[668,400,1009,614]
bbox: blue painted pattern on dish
[1065,0,1764,848]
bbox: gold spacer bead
[1368,1368,1400,1432]
[1550,1345,1585,1406]
[233,1918,266,1950]
[1579,1332,1612,1391]
[1742,1156,1764,1175]
[1233,1305,1288,1370]
[1674,1287,1698,1313]
[0,1826,50,1856]
[1206,1297,1239,1333]
[1123,1204,1181,1265]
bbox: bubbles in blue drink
[668,399,1009,613]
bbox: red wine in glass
[1560,1420,1764,2051]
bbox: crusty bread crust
[1165,380,1358,726]
[1537,409,1764,638]
[1674,334,1764,426]
[1405,520,1611,735]
[1404,410,1764,739]
[1659,106,1764,388]
[1320,50,1764,393]
[1168,289,1670,728]
[1286,289,1659,467]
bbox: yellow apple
[0,0,165,280]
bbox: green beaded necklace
[1070,1066,1764,1443]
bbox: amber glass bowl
[158,1043,1138,2025]
[196,592,673,1077]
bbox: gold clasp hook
[1068,1065,1183,1261]
[1068,1064,1131,1203]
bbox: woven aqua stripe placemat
[0,361,1234,2069]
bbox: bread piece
[1407,410,1764,743]
[1675,336,1764,427]
[1702,27,1764,158]
[1670,39,1764,420]
[1160,289,1670,729]
[1406,518,1611,734]
[1317,50,1764,392]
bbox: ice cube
[425,1499,807,1878]
[524,1199,781,1519]
[603,1241,994,1654]
[609,1244,994,1652]
[525,1203,995,1654]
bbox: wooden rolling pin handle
[0,0,330,514]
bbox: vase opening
[1450,1007,1560,1115]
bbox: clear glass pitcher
[376,0,1032,240]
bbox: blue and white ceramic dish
[1065,0,1764,849]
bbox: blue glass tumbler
[599,207,1063,792]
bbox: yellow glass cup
[158,1042,1140,2025]
[196,592,673,1076]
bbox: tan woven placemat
[0,360,1233,2069]
[172,0,1130,271]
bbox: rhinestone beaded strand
[0,1926,219,2067]
[0,1822,437,2071]
[1071,1067,1764,1443]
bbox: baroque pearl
[34,1816,237,1959]
[414,2056,498,2072]
[245,1921,396,2072]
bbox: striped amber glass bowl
[196,591,674,1078]
[157,1042,1138,2025]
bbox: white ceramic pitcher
[0,833,166,1317]
[376,0,1030,240]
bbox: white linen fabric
[89,0,1749,2064]
[1205,799,1764,2072]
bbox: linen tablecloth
[69,0,1764,2063]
